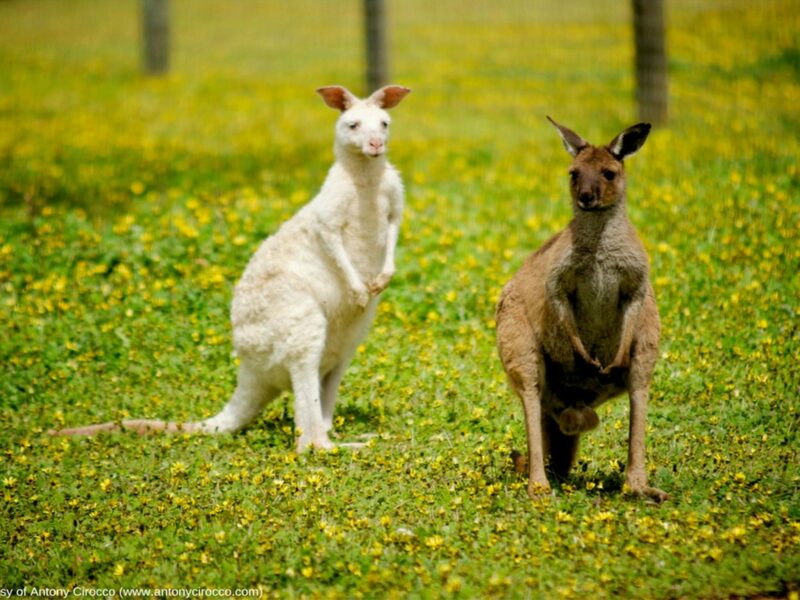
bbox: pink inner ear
[316,86,352,112]
[374,86,411,109]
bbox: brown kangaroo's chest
[571,256,625,362]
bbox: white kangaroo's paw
[296,433,335,453]
[336,441,368,450]
[333,432,378,450]
[296,432,374,452]
[350,284,370,308]
[367,271,393,296]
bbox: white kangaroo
[53,84,411,452]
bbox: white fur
[198,85,410,451]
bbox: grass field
[1,0,799,597]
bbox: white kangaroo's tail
[49,419,204,436]
[50,386,268,437]
[50,364,277,437]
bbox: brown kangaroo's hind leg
[625,372,668,503]
[496,292,551,499]
[623,294,668,503]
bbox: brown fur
[496,117,668,502]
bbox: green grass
[1,0,799,597]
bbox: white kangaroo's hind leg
[321,362,347,435]
[321,360,378,449]
[320,370,370,447]
[320,306,379,448]
[199,363,275,434]
[291,360,333,452]
[309,364,372,451]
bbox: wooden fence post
[633,0,668,124]
[142,0,170,75]
[364,0,388,93]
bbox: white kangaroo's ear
[316,86,359,112]
[547,116,588,157]
[367,85,411,109]
[608,123,652,160]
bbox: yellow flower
[708,547,723,561]
[424,535,444,550]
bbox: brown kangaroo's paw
[625,482,669,503]
[527,480,552,500]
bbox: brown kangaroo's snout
[569,147,625,212]
[578,190,598,210]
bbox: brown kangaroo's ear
[316,86,359,112]
[368,85,411,109]
[608,123,651,160]
[547,116,588,157]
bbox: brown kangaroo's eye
[602,169,616,181]
[569,170,578,183]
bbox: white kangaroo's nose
[367,138,385,155]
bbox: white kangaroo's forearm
[317,228,365,293]
[381,221,399,276]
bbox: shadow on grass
[502,452,629,497]
[242,393,382,450]
[0,142,321,217]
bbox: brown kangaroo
[496,117,667,502]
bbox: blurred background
[1,0,797,214]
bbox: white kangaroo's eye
[381,120,389,129]
[348,121,360,130]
